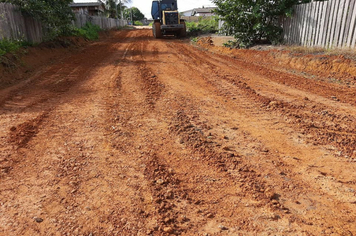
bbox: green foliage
[214,0,314,48]
[74,23,101,41]
[134,21,144,26]
[124,7,145,21]
[223,40,239,48]
[106,0,119,18]
[1,0,74,39]
[191,37,198,43]
[0,38,31,56]
[186,17,219,36]
[0,38,21,56]
[105,0,131,19]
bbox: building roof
[181,9,193,14]
[192,7,217,15]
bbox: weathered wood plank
[317,1,327,46]
[300,4,308,45]
[352,18,356,48]
[313,1,320,46]
[344,0,355,47]
[328,0,338,47]
[346,0,356,47]
[306,2,314,46]
[339,0,350,47]
[334,0,345,47]
[289,5,298,44]
[294,5,302,44]
[311,1,319,46]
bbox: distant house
[180,9,193,17]
[70,1,105,16]
[191,7,216,17]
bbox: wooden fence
[282,0,356,48]
[73,14,127,30]
[0,3,127,44]
[0,3,43,43]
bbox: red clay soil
[1,29,356,236]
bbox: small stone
[34,217,43,223]
[264,188,275,199]
[262,148,269,153]
[206,213,214,218]
[219,225,228,230]
[271,199,278,204]
[268,101,279,107]
[156,179,164,185]
[163,226,174,233]
[331,96,339,101]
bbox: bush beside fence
[0,3,127,44]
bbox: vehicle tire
[153,22,162,38]
[179,20,187,38]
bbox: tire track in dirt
[118,33,273,235]
[175,42,356,159]
[143,35,356,234]
[138,37,302,234]
[1,29,356,235]
[0,30,153,236]
[170,40,356,162]
[0,31,132,182]
[196,38,356,106]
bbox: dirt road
[1,29,356,235]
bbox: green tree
[0,0,74,38]
[124,7,145,22]
[105,0,131,19]
[214,0,314,47]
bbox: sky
[73,0,216,19]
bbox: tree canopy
[214,0,314,47]
[0,0,74,38]
[105,0,131,19]
[124,7,145,22]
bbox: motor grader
[151,0,186,38]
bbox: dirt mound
[9,113,47,148]
[197,37,356,86]
[0,36,88,89]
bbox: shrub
[214,0,313,48]
[134,21,144,26]
[2,0,74,40]
[186,17,219,36]
[74,23,101,41]
[0,38,26,56]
